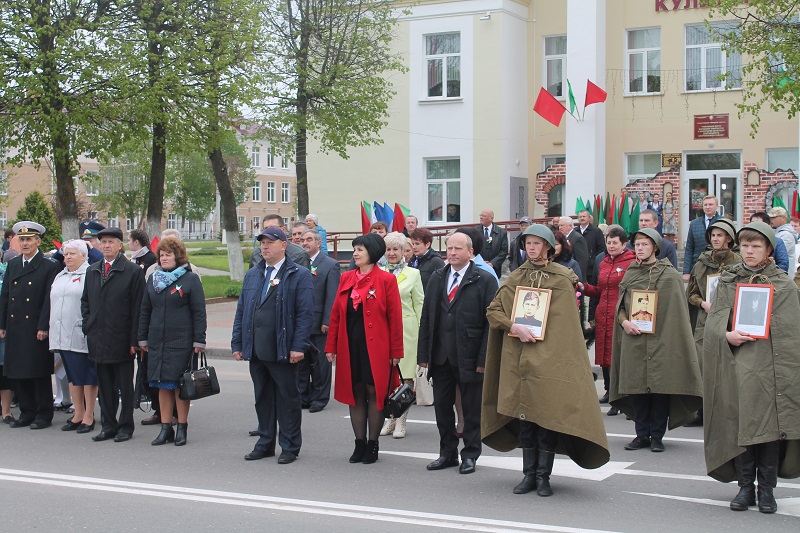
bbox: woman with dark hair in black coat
[552,230,584,283]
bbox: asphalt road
[2,359,799,532]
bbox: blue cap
[257,226,287,242]
[80,220,105,239]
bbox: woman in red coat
[326,233,404,464]
[579,226,635,415]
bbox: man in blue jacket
[232,226,313,465]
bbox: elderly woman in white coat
[49,239,97,433]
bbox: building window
[126,218,133,231]
[252,216,260,233]
[84,170,100,196]
[238,215,246,233]
[0,170,7,195]
[685,23,742,92]
[0,211,7,228]
[266,181,276,202]
[548,184,564,218]
[167,213,177,229]
[107,217,119,228]
[425,33,461,98]
[251,146,260,167]
[283,217,290,227]
[543,155,566,171]
[626,28,661,94]
[426,159,460,223]
[544,35,567,98]
[281,182,290,203]
[766,148,798,173]
[281,155,289,169]
[87,211,98,221]
[625,153,662,183]
[266,147,275,168]
[252,180,261,202]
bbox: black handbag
[179,351,221,401]
[384,365,415,419]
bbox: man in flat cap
[81,227,145,442]
[0,221,61,428]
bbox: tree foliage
[91,139,151,226]
[12,191,62,252]
[258,0,408,215]
[708,0,800,134]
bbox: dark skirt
[61,350,98,386]
[0,366,9,390]
[346,295,373,386]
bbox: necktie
[261,266,275,304]
[448,272,459,302]
[104,262,111,275]
[23,260,28,268]
[484,227,489,240]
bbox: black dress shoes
[61,420,82,431]
[30,420,52,430]
[277,451,297,464]
[598,392,609,404]
[3,415,16,425]
[141,414,161,426]
[249,429,259,437]
[650,438,665,452]
[459,458,477,474]
[426,456,459,471]
[9,418,32,428]
[92,431,117,442]
[624,436,651,450]
[309,405,324,413]
[114,433,132,442]
[245,449,275,461]
[76,421,95,434]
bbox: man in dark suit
[577,210,606,280]
[298,228,340,412]
[636,210,678,268]
[0,221,60,429]
[233,227,313,464]
[683,195,720,280]
[509,217,532,272]
[81,227,145,442]
[477,209,508,277]
[249,214,310,270]
[558,217,589,279]
[418,232,498,475]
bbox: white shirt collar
[450,263,469,286]
[265,257,285,278]
[309,251,320,263]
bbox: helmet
[705,219,736,247]
[519,224,556,258]
[736,221,776,250]
[631,227,662,253]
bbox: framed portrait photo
[509,286,552,341]
[629,290,658,334]
[732,284,773,339]
[706,274,720,304]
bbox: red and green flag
[392,203,411,233]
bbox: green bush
[13,191,62,252]
[224,285,241,298]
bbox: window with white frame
[167,213,177,229]
[426,159,460,223]
[252,180,261,202]
[238,216,246,233]
[626,28,661,94]
[544,36,567,98]
[625,153,662,183]
[251,145,260,167]
[425,33,461,98]
[0,211,7,228]
[283,217,290,227]
[543,155,566,171]
[0,170,7,195]
[126,218,133,231]
[281,155,289,169]
[766,148,799,173]
[107,217,119,228]
[281,182,290,203]
[266,181,276,202]
[84,170,100,196]
[266,147,275,168]
[685,23,741,92]
[252,216,260,232]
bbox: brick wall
[742,163,797,221]
[534,163,566,210]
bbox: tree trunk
[295,127,309,217]
[146,118,167,240]
[209,147,245,281]
[51,126,80,240]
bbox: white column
[565,0,606,216]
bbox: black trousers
[13,376,53,423]
[97,360,135,436]
[631,393,669,440]
[297,333,331,409]
[250,357,302,455]
[519,420,558,451]
[432,361,482,461]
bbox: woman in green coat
[379,232,424,439]
[703,222,800,514]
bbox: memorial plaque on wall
[661,153,682,167]
[694,114,729,140]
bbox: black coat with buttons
[0,251,60,378]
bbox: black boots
[535,450,556,497]
[513,448,538,494]
[151,423,174,446]
[362,440,379,464]
[756,442,780,514]
[730,448,756,511]
[175,423,188,446]
[349,439,367,463]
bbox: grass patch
[187,240,225,249]
[188,255,230,271]
[201,275,242,299]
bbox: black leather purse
[384,365,414,419]
[179,351,221,401]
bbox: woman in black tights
[325,233,404,463]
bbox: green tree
[0,1,121,239]
[13,191,62,252]
[91,139,151,227]
[708,1,800,134]
[258,0,407,216]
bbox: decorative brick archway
[534,163,566,212]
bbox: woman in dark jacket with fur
[138,237,206,446]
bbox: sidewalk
[205,299,237,359]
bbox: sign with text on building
[694,114,729,140]
[662,153,682,167]
[655,0,749,12]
